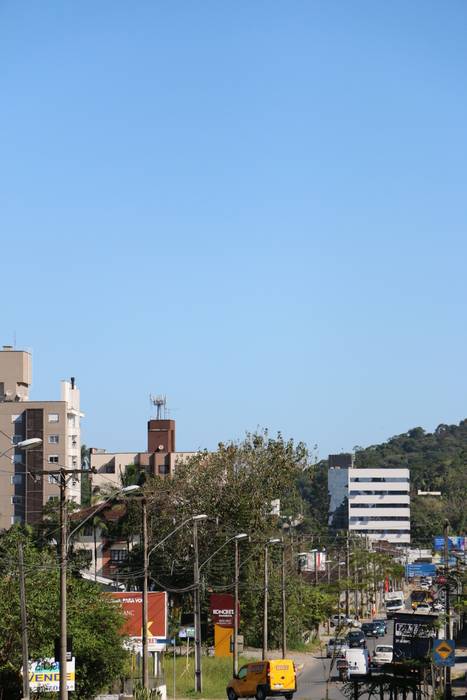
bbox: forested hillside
[299,420,467,544]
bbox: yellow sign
[436,642,453,659]
[214,624,232,657]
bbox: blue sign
[433,640,455,667]
[406,563,436,578]
[433,536,465,551]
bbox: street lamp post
[233,534,248,676]
[281,543,287,659]
[263,538,281,661]
[193,514,208,693]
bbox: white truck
[384,590,405,618]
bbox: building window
[48,413,59,423]
[12,435,23,444]
[48,496,59,503]
[13,454,23,464]
[110,549,128,563]
[48,474,59,484]
[48,455,59,464]
[11,475,23,485]
[48,435,59,444]
[11,495,23,505]
[10,516,22,525]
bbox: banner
[111,591,167,651]
[27,658,75,692]
[433,536,465,551]
[298,551,326,572]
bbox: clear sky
[1,2,467,459]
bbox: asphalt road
[295,621,395,700]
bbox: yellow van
[226,659,296,700]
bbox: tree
[0,527,128,699]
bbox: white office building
[328,456,410,544]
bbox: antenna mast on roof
[150,394,167,420]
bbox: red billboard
[111,591,167,651]
[210,593,239,628]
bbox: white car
[373,645,393,665]
[432,601,445,612]
[330,614,351,628]
[416,603,432,614]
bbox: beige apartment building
[0,346,83,530]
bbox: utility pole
[345,533,350,618]
[281,544,287,659]
[59,467,68,700]
[193,518,202,692]
[18,541,30,700]
[142,498,149,690]
[263,543,269,661]
[233,537,240,676]
[314,550,318,585]
[444,520,452,700]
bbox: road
[295,621,394,700]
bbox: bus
[410,589,433,609]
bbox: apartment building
[328,454,411,544]
[0,346,83,529]
[90,418,195,493]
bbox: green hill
[299,420,467,546]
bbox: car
[330,614,351,628]
[415,603,432,614]
[361,623,380,638]
[420,582,429,590]
[345,648,370,678]
[373,618,388,634]
[373,622,386,637]
[226,659,297,700]
[432,601,445,612]
[347,630,366,649]
[326,638,349,658]
[373,645,393,666]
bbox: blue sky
[1,1,467,458]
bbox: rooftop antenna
[150,394,167,420]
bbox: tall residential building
[328,453,410,544]
[0,346,83,530]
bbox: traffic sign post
[433,640,455,668]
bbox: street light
[263,538,281,660]
[233,534,248,676]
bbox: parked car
[226,659,297,700]
[326,638,349,658]
[330,614,351,628]
[373,645,393,666]
[347,630,366,649]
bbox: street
[295,621,394,700]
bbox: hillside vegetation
[299,420,467,545]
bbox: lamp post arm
[67,489,128,543]
[147,517,195,559]
[199,535,237,572]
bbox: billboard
[210,593,239,628]
[405,563,436,578]
[433,536,465,552]
[27,658,75,692]
[298,551,326,573]
[392,613,438,661]
[111,591,167,652]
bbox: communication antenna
[149,394,167,420]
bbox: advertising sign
[433,536,465,551]
[210,593,239,628]
[405,563,436,578]
[298,551,326,573]
[392,613,438,661]
[27,658,75,692]
[111,591,167,651]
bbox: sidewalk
[453,630,467,699]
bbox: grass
[163,654,253,699]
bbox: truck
[384,591,405,618]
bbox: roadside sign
[179,626,195,639]
[26,658,75,692]
[433,640,455,667]
[405,563,436,578]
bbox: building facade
[328,454,410,544]
[0,346,83,529]
[90,418,195,493]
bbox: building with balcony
[0,346,84,529]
